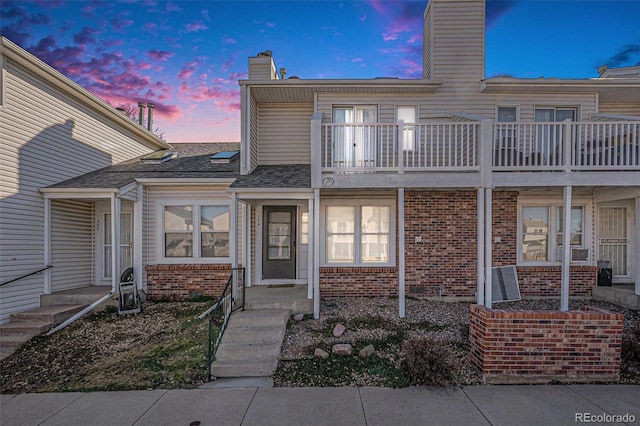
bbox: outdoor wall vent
[140,150,177,164]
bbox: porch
[593,283,640,310]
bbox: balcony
[311,116,640,188]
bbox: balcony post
[397,120,405,174]
[563,119,573,172]
[635,197,640,296]
[311,113,323,188]
[479,119,493,188]
[561,185,572,311]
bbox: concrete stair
[592,284,640,310]
[211,309,290,378]
[0,304,86,360]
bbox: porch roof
[44,143,240,190]
[230,165,311,190]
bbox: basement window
[210,151,240,163]
[141,150,176,164]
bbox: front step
[9,305,85,323]
[0,304,87,358]
[211,309,290,378]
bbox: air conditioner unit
[556,247,589,262]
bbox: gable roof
[45,143,241,190]
[1,37,170,151]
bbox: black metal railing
[206,267,246,381]
[0,265,53,287]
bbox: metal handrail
[206,267,245,381]
[1,265,53,287]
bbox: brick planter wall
[469,304,623,384]
[320,267,398,297]
[145,264,232,300]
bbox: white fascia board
[135,178,236,186]
[1,37,170,150]
[229,189,314,200]
[39,188,118,199]
[118,182,138,196]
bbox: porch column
[231,192,239,298]
[313,189,321,318]
[110,193,121,293]
[635,197,640,296]
[476,187,485,305]
[484,188,492,308]
[307,197,314,299]
[133,185,143,290]
[44,197,52,295]
[242,202,251,288]
[561,186,572,311]
[398,188,405,318]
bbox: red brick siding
[404,191,478,298]
[145,264,232,300]
[469,304,623,384]
[517,266,598,297]
[320,267,398,297]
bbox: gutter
[46,292,115,336]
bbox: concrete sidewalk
[1,384,638,426]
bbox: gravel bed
[275,297,640,387]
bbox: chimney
[138,102,146,126]
[248,50,278,80]
[279,67,287,80]
[147,103,155,131]
[423,0,485,82]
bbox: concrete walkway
[1,384,638,426]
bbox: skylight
[141,150,176,164]
[210,150,240,163]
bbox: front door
[263,206,296,280]
[598,206,630,281]
[98,211,133,285]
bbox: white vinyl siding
[250,96,258,170]
[0,51,160,323]
[257,104,313,165]
[51,200,94,292]
[597,103,640,117]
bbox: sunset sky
[2,0,639,143]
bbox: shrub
[399,335,456,386]
[622,321,640,364]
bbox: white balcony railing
[315,119,640,176]
[320,122,480,172]
[493,121,640,170]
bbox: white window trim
[321,198,396,267]
[156,199,231,264]
[496,105,519,122]
[534,106,580,122]
[517,197,592,266]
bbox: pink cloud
[184,20,208,33]
[222,36,237,45]
[148,49,174,61]
[178,60,200,80]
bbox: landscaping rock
[292,313,304,321]
[332,344,352,356]
[314,348,329,359]
[359,344,376,358]
[332,323,346,337]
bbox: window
[520,203,586,264]
[497,106,517,122]
[332,106,377,167]
[160,201,230,261]
[535,108,576,122]
[397,106,417,150]
[496,106,518,151]
[324,200,394,265]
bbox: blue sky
[1,0,639,142]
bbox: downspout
[46,292,114,336]
[313,188,321,318]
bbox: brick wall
[145,264,232,300]
[405,190,478,298]
[320,267,398,297]
[469,304,623,384]
[517,266,598,297]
